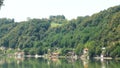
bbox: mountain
[0,5,120,57]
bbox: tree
[0,5,120,57]
[0,0,4,8]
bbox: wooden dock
[94,57,112,60]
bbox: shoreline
[94,57,112,60]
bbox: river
[0,57,120,68]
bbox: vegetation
[0,5,120,57]
[0,0,4,8]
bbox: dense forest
[0,5,120,57]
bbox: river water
[0,57,120,68]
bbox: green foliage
[0,5,120,57]
[0,0,4,8]
[75,43,84,55]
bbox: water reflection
[82,59,89,68]
[0,57,120,68]
[47,58,61,66]
[101,59,106,68]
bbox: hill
[0,5,120,57]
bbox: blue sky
[0,0,120,22]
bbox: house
[101,47,106,58]
[0,46,6,50]
[14,51,24,59]
[83,48,88,54]
[51,52,59,58]
[81,48,89,59]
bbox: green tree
[0,0,4,8]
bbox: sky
[0,0,120,22]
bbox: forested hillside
[0,5,120,57]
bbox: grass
[50,22,62,28]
